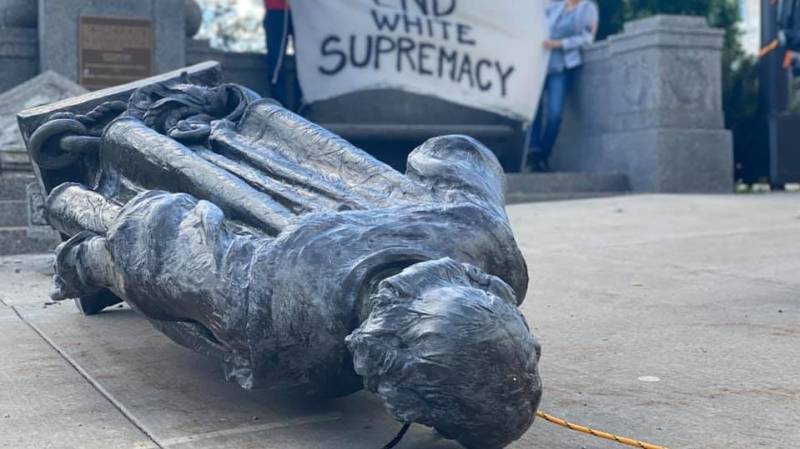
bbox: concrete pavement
[1,193,798,449]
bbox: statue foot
[74,290,123,316]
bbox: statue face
[346,258,542,449]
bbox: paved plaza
[1,193,798,449]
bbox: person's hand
[543,39,562,49]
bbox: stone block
[0,71,87,172]
[0,226,58,255]
[0,173,34,200]
[26,181,59,241]
[0,27,39,93]
[503,171,630,204]
[506,172,629,195]
[38,0,186,84]
[623,14,709,33]
[607,15,725,133]
[552,15,734,194]
[603,128,734,193]
[0,0,37,28]
[0,199,26,227]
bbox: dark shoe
[526,153,551,173]
[539,158,551,172]
[525,152,543,172]
[525,157,538,172]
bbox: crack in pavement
[8,302,165,449]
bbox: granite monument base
[555,129,733,193]
[550,15,735,193]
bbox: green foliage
[595,0,626,41]
[596,0,738,39]
[626,0,712,17]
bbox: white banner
[291,0,549,122]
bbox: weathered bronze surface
[18,63,542,449]
[79,16,153,90]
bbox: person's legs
[528,98,544,152]
[265,9,287,103]
[539,70,572,162]
[526,79,549,171]
[284,10,299,107]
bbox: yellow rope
[536,411,670,449]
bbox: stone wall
[551,15,734,192]
[0,0,39,93]
[38,0,186,83]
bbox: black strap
[381,423,411,449]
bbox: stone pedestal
[0,0,39,94]
[38,0,186,85]
[0,72,85,252]
[552,15,734,193]
[0,28,39,94]
[0,71,87,173]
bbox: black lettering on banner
[410,0,429,15]
[456,53,474,88]
[456,23,475,46]
[397,37,417,71]
[371,10,401,32]
[371,0,396,9]
[418,42,435,75]
[495,61,515,97]
[374,35,397,69]
[475,59,492,91]
[316,0,520,100]
[350,35,373,67]
[433,0,456,17]
[403,14,423,34]
[438,47,458,80]
[319,35,346,75]
[405,0,456,17]
[437,19,452,40]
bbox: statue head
[346,258,542,449]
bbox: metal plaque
[79,16,153,90]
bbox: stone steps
[0,227,59,256]
[505,172,630,204]
[0,173,34,201]
[0,173,60,255]
[0,200,27,227]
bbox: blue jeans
[528,70,573,161]
[264,9,293,105]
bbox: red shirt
[264,0,288,10]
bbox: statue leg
[47,184,261,356]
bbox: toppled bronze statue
[19,63,542,449]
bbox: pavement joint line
[8,303,165,449]
[158,413,343,447]
[6,299,344,448]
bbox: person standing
[527,0,598,172]
[263,0,293,106]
